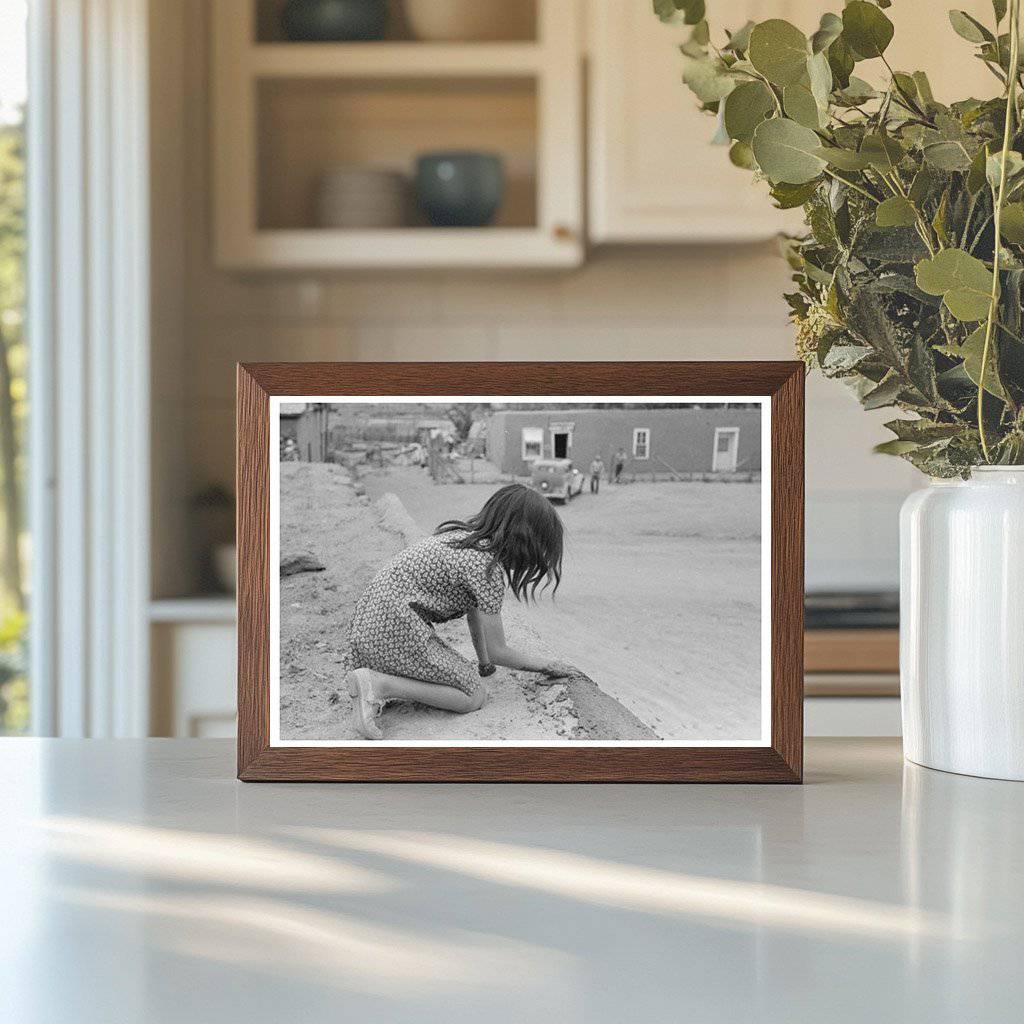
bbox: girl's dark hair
[436,484,563,602]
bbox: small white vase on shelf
[900,467,1024,781]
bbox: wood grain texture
[236,361,805,783]
[236,366,271,776]
[769,365,804,782]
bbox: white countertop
[2,738,1021,1023]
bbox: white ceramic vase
[900,467,1024,781]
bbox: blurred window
[0,1,28,734]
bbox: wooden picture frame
[237,362,804,782]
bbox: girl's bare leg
[346,667,484,740]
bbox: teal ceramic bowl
[415,152,505,227]
[280,0,387,42]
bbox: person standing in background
[589,455,604,494]
[613,448,626,484]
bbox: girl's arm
[475,610,579,678]
[467,605,490,665]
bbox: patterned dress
[344,530,506,695]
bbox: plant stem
[968,212,994,253]
[873,167,937,254]
[880,54,930,120]
[979,0,1021,462]
[821,167,879,203]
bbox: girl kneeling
[344,483,578,739]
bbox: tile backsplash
[172,247,916,594]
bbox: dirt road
[362,467,763,741]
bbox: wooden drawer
[805,628,899,674]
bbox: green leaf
[860,133,905,172]
[1000,202,1024,242]
[842,1,894,60]
[770,179,820,209]
[827,35,855,89]
[689,20,710,46]
[822,341,874,374]
[993,0,1008,24]
[892,72,919,102]
[862,374,902,409]
[724,20,755,53]
[908,334,941,403]
[909,165,936,205]
[783,83,822,128]
[681,55,736,103]
[874,439,922,455]
[958,324,1006,398]
[654,0,705,25]
[681,0,705,25]
[723,81,775,143]
[653,0,676,23]
[728,140,758,169]
[810,12,843,54]
[885,419,963,443]
[875,196,918,228]
[967,143,993,193]
[710,108,731,145]
[912,71,935,105]
[948,10,993,44]
[846,284,909,371]
[915,249,994,321]
[748,19,810,87]
[752,117,827,184]
[807,51,833,110]
[923,141,973,171]
[856,226,929,263]
[932,190,950,247]
[836,75,877,104]
[814,146,872,170]
[986,150,1024,190]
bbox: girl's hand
[538,660,582,681]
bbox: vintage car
[529,458,585,502]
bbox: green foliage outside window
[0,111,28,733]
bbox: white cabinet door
[588,1,813,243]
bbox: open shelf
[254,0,538,44]
[221,227,578,269]
[257,76,538,232]
[249,42,544,77]
[213,0,581,268]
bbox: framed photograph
[237,362,804,782]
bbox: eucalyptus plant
[658,0,1024,475]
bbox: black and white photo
[271,397,770,747]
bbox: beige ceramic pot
[403,0,534,41]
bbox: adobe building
[485,406,762,479]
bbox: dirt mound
[279,462,582,742]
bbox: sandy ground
[278,462,580,741]
[362,466,764,741]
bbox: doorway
[552,431,569,459]
[712,427,739,472]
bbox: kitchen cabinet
[211,0,583,269]
[587,0,999,244]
